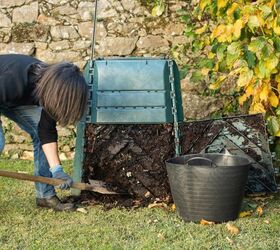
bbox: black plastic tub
[166,153,251,223]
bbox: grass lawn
[0,159,279,250]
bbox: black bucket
[166,153,251,223]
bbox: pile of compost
[81,115,277,208]
[83,124,175,208]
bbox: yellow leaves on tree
[195,24,208,35]
[237,68,253,88]
[273,15,280,35]
[199,0,211,12]
[195,0,280,136]
[233,19,243,40]
[217,0,227,11]
[269,91,279,107]
[226,3,239,17]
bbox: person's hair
[34,62,89,126]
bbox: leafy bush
[177,0,280,136]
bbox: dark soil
[82,114,276,208]
[83,124,175,207]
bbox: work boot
[36,195,76,211]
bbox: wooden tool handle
[0,169,88,190]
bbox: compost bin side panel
[84,124,175,203]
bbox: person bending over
[0,54,89,211]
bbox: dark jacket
[0,54,57,144]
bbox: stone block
[52,6,78,16]
[37,14,60,26]
[12,23,49,42]
[78,22,107,39]
[0,0,25,8]
[137,35,169,49]
[78,1,93,21]
[12,2,39,23]
[49,40,70,51]
[0,13,11,27]
[0,28,11,43]
[96,0,118,18]
[50,25,79,41]
[96,37,138,56]
[121,0,140,11]
[21,150,33,160]
[165,23,185,36]
[72,40,91,50]
[34,42,48,50]
[0,42,34,55]
[183,93,224,119]
[36,49,81,63]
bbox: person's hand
[50,165,73,190]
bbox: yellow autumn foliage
[194,0,280,136]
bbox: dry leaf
[171,204,176,212]
[239,210,253,218]
[226,236,234,245]
[157,233,165,240]
[226,223,240,235]
[76,207,88,214]
[148,202,168,209]
[256,206,264,217]
[200,219,215,225]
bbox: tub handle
[186,157,217,168]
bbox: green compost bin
[84,58,183,124]
[72,57,184,195]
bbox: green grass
[0,159,279,250]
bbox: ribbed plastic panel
[84,58,183,124]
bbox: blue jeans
[0,105,56,198]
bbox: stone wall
[0,0,223,160]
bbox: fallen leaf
[200,219,215,225]
[148,202,168,209]
[256,206,264,217]
[239,210,253,218]
[76,207,88,214]
[171,204,176,212]
[157,233,165,240]
[226,223,240,235]
[226,236,234,245]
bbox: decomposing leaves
[256,206,264,217]
[226,223,240,235]
[226,236,234,245]
[200,219,215,225]
[170,204,176,212]
[148,202,168,210]
[76,207,88,214]
[239,210,253,218]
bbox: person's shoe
[36,195,76,211]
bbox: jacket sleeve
[38,109,58,145]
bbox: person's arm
[38,110,73,189]
[42,142,60,168]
